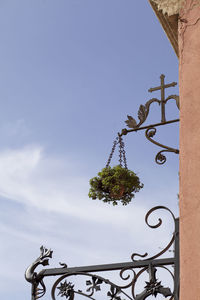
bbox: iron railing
[25,206,179,300]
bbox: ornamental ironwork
[120,74,179,165]
[25,206,179,300]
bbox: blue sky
[0,1,179,299]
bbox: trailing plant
[89,165,143,205]
[88,135,143,205]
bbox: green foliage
[88,165,143,206]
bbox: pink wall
[179,0,200,298]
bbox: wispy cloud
[0,145,149,227]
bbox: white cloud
[0,145,177,250]
[0,145,175,266]
[0,145,174,260]
[0,145,149,228]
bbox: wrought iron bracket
[25,206,179,300]
[120,74,179,165]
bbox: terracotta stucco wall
[179,0,200,298]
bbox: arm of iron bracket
[119,75,180,165]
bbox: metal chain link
[119,136,122,167]
[118,134,128,169]
[106,137,119,168]
[106,134,128,169]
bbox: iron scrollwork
[25,206,179,300]
[145,127,179,164]
[25,246,53,299]
[121,74,180,165]
[51,273,133,300]
[135,265,172,300]
[131,206,176,262]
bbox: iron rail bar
[120,118,179,136]
[25,208,179,299]
[174,218,180,300]
[39,257,176,278]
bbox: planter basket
[88,135,143,205]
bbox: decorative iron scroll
[25,206,179,300]
[131,206,176,262]
[120,74,179,165]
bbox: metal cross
[148,74,177,123]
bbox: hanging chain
[106,135,128,169]
[118,134,128,169]
[119,136,122,167]
[106,137,119,168]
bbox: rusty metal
[25,206,179,300]
[121,74,179,165]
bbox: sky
[0,1,179,299]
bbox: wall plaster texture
[179,0,200,298]
[151,0,186,15]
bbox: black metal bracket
[120,74,179,165]
[25,206,179,300]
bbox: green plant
[88,165,143,206]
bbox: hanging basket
[88,135,143,206]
